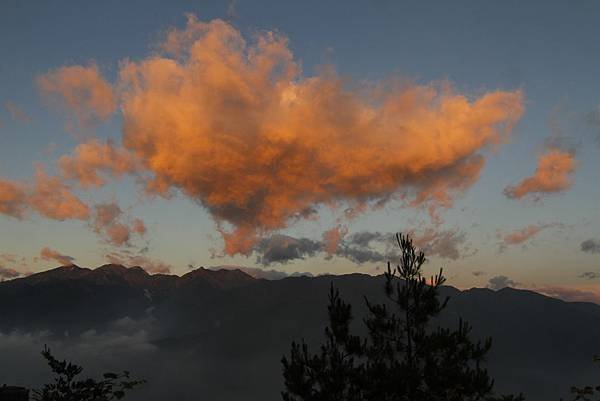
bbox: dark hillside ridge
[1,266,599,401]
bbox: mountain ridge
[1,265,600,401]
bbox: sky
[1,0,600,300]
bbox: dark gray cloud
[581,239,600,254]
[345,231,389,248]
[252,229,470,266]
[250,231,395,266]
[415,229,467,260]
[335,245,388,264]
[488,275,518,290]
[579,271,600,280]
[335,231,397,264]
[254,235,322,265]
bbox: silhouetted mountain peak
[95,264,148,276]
[181,267,256,289]
[90,264,151,287]
[23,264,91,284]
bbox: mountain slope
[0,267,599,401]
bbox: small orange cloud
[0,179,28,218]
[322,225,348,255]
[58,140,139,188]
[37,63,116,130]
[498,223,556,251]
[91,202,146,247]
[29,167,90,221]
[503,224,545,245]
[131,218,147,235]
[39,246,76,266]
[0,168,89,221]
[504,149,577,200]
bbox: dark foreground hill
[1,264,599,401]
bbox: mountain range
[1,264,599,401]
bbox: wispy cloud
[578,271,600,280]
[39,247,76,266]
[0,266,21,280]
[91,202,146,247]
[0,167,89,221]
[535,286,600,303]
[487,275,518,290]
[4,101,31,123]
[504,149,576,201]
[498,223,557,251]
[581,239,600,254]
[105,251,171,274]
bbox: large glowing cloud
[504,149,576,200]
[109,15,523,255]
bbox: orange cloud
[29,167,90,221]
[58,140,139,188]
[111,15,523,255]
[39,246,76,266]
[91,202,146,247]
[131,218,147,235]
[322,225,348,255]
[504,149,577,200]
[499,223,556,251]
[37,63,116,129]
[0,168,89,221]
[0,179,28,218]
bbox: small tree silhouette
[282,233,524,401]
[32,345,144,401]
[569,355,600,401]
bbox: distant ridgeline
[1,264,600,401]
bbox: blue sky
[1,0,600,299]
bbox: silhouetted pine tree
[282,233,524,401]
[32,346,144,401]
